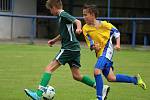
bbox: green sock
[81,75,95,87]
[36,72,51,97]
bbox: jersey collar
[58,10,64,16]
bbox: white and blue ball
[43,85,55,100]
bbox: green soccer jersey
[57,10,80,51]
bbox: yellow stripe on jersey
[82,21,116,58]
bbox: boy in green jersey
[24,0,109,100]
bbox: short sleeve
[82,26,91,48]
[60,11,76,23]
[111,28,120,38]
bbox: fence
[0,13,150,47]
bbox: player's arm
[86,34,101,51]
[61,12,82,34]
[115,36,120,50]
[48,35,61,46]
[82,27,94,50]
[86,34,95,51]
[82,27,100,51]
[112,28,121,50]
[74,19,82,34]
[83,32,100,52]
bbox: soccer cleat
[136,74,147,90]
[102,85,110,100]
[93,84,110,100]
[24,89,41,100]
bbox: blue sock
[95,74,103,100]
[116,74,137,84]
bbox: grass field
[0,44,150,100]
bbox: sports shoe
[24,89,41,100]
[93,84,110,100]
[102,85,110,100]
[136,74,147,90]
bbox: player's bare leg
[24,60,60,100]
[106,68,147,90]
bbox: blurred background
[0,1,150,100]
[0,0,150,46]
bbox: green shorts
[55,49,81,67]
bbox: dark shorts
[55,49,81,67]
[95,56,114,77]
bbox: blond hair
[46,0,63,9]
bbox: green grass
[0,44,150,100]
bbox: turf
[0,44,149,100]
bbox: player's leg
[101,58,137,85]
[70,66,110,100]
[70,66,95,87]
[94,56,108,100]
[36,60,61,96]
[24,49,68,100]
[24,60,61,100]
[105,67,146,89]
[69,50,96,88]
[94,68,103,100]
[105,67,137,84]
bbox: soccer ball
[43,85,55,100]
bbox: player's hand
[76,28,82,35]
[114,45,121,51]
[48,39,55,47]
[93,43,101,52]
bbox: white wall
[0,12,12,39]
[12,0,36,38]
[0,0,36,39]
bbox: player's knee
[107,76,116,82]
[94,69,102,76]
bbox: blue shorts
[95,56,113,77]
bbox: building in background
[0,0,36,39]
[0,0,150,45]
[37,0,150,45]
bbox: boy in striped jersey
[82,4,147,100]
